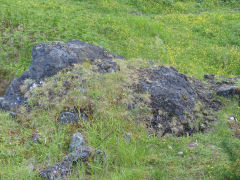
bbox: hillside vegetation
[0,0,240,179]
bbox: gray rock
[66,145,91,162]
[39,157,73,180]
[40,146,91,180]
[32,133,41,144]
[216,86,239,97]
[188,142,198,148]
[92,149,106,165]
[40,133,93,180]
[208,144,217,149]
[28,40,122,80]
[69,133,87,152]
[0,95,24,111]
[204,75,240,99]
[178,151,183,156]
[9,112,19,118]
[58,111,79,125]
[204,74,215,80]
[124,133,131,142]
[139,67,197,118]
[1,40,122,111]
[95,60,120,73]
[80,112,88,122]
[136,66,221,136]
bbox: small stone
[59,111,79,125]
[81,112,88,122]
[178,151,183,156]
[204,74,215,80]
[188,142,198,148]
[93,149,106,164]
[40,146,91,180]
[9,112,19,118]
[69,133,87,152]
[96,60,119,73]
[216,86,239,97]
[80,88,86,94]
[228,115,238,124]
[32,133,41,143]
[124,133,131,142]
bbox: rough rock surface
[32,133,41,144]
[69,132,87,152]
[40,133,103,180]
[58,110,88,125]
[136,66,224,136]
[204,74,240,97]
[40,146,91,180]
[58,111,79,125]
[0,39,122,111]
[216,86,240,97]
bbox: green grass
[0,0,240,179]
[0,0,239,79]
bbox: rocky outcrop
[1,40,239,137]
[0,40,122,111]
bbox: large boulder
[0,40,122,111]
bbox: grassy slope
[0,0,240,179]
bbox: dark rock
[80,88,86,94]
[9,112,19,118]
[147,67,197,118]
[95,60,120,73]
[204,74,215,80]
[39,132,98,180]
[123,133,131,142]
[40,132,106,179]
[216,86,240,97]
[39,158,73,180]
[58,111,79,125]
[80,112,88,122]
[69,133,87,153]
[136,66,222,136]
[188,142,198,148]
[178,151,183,156]
[29,40,122,81]
[0,96,23,111]
[204,75,240,98]
[66,145,91,162]
[92,149,106,165]
[1,40,122,111]
[32,133,41,144]
[40,146,91,180]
